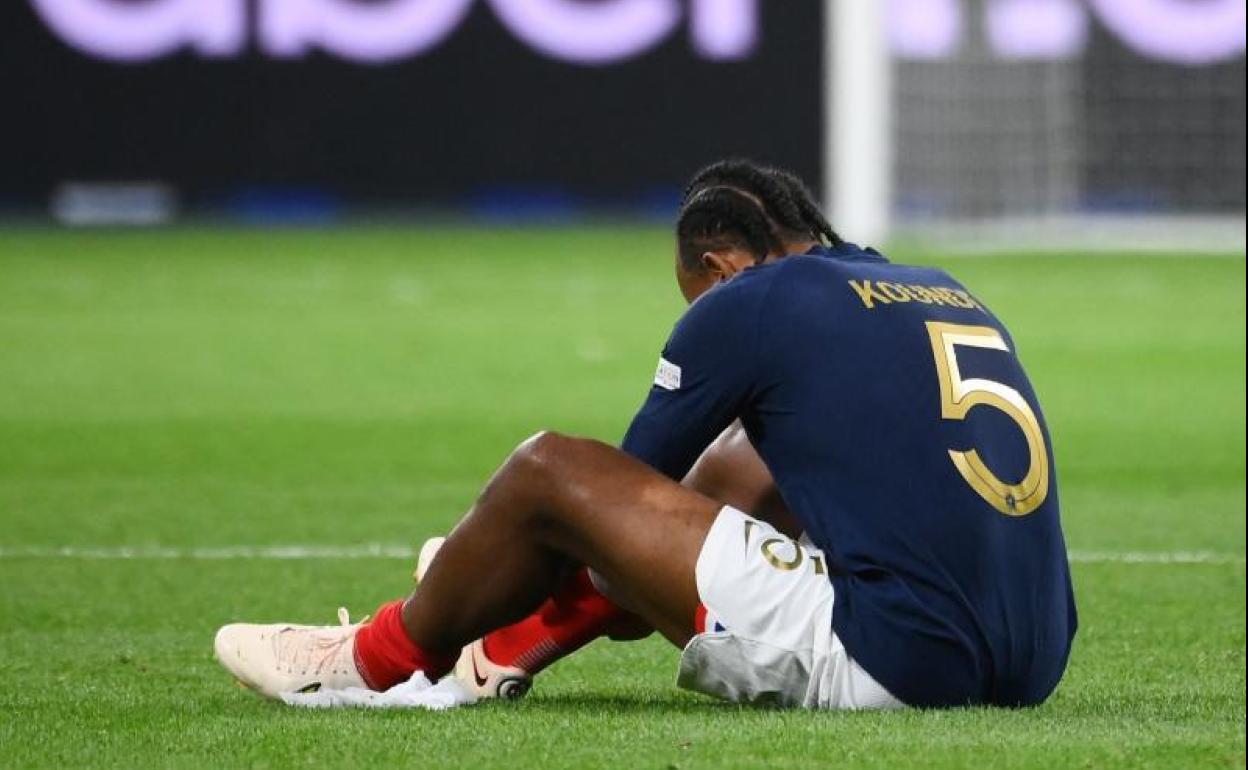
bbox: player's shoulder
[771,242,896,281]
[749,243,899,303]
[666,259,802,349]
[681,260,780,316]
[784,245,977,300]
[680,243,942,322]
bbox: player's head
[675,159,841,303]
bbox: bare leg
[403,431,720,652]
[466,421,792,675]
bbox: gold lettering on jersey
[849,280,985,313]
[848,280,890,309]
[953,290,983,310]
[876,282,914,302]
[907,285,937,304]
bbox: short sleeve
[620,276,767,480]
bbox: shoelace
[335,606,371,628]
[275,607,371,676]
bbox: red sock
[482,568,649,673]
[353,600,457,690]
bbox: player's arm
[620,283,765,482]
[682,421,800,539]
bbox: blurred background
[2,0,1243,248]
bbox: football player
[214,160,1076,710]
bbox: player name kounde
[848,280,983,311]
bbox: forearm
[681,421,801,539]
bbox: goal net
[827,0,1246,253]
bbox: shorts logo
[654,357,682,391]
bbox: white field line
[0,544,418,560]
[0,545,1242,565]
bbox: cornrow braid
[767,167,843,247]
[682,159,843,247]
[676,185,783,272]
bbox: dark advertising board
[1,1,1242,214]
[0,1,824,210]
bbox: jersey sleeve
[620,280,764,480]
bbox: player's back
[738,246,1076,708]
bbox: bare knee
[511,430,580,480]
[484,430,571,508]
[501,430,608,532]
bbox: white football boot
[414,536,534,701]
[214,607,370,699]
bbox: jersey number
[925,322,1050,516]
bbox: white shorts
[677,506,904,710]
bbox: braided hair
[676,159,842,273]
[676,185,784,271]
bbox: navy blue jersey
[621,244,1076,708]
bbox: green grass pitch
[0,226,1243,768]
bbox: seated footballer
[214,160,1077,710]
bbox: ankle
[482,568,642,673]
[353,600,457,689]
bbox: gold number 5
[925,322,1050,516]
